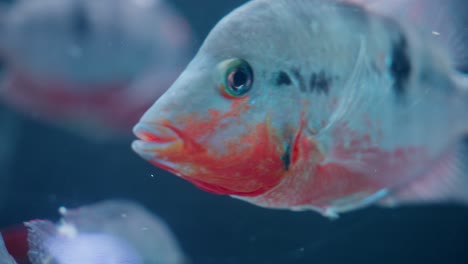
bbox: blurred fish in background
[0,200,187,264]
[0,0,194,141]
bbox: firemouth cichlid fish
[132,0,468,217]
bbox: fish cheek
[167,97,291,195]
[182,121,288,196]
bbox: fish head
[132,1,319,196]
[132,57,303,196]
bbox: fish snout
[131,122,182,160]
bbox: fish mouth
[131,122,183,162]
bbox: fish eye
[219,58,253,97]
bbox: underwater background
[1,0,468,263]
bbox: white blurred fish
[0,234,15,264]
[132,0,468,217]
[0,200,187,264]
[0,0,194,140]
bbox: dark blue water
[1,1,468,264]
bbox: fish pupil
[231,69,248,90]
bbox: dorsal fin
[344,0,468,71]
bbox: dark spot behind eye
[275,71,292,86]
[71,4,90,39]
[390,36,411,97]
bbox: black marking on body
[291,69,307,92]
[281,68,335,94]
[71,4,91,39]
[389,36,411,98]
[275,71,292,86]
[310,71,331,94]
[281,143,291,171]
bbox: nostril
[133,122,179,143]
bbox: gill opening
[320,36,369,135]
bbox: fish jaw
[132,112,291,196]
[132,121,187,175]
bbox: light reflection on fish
[0,0,193,140]
[132,0,468,217]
